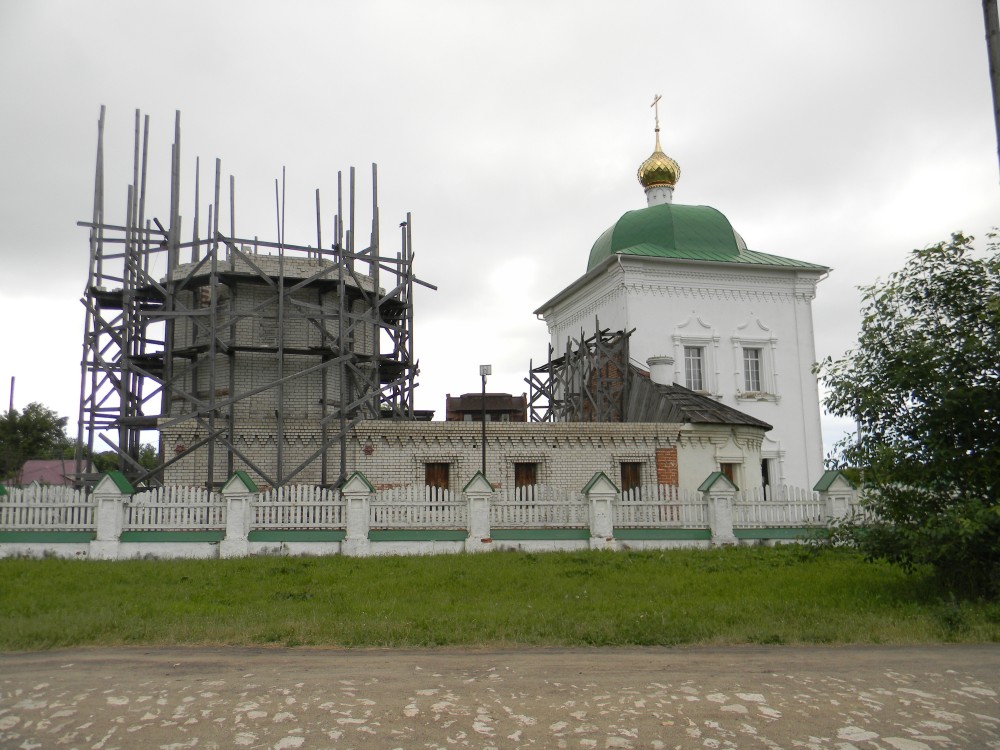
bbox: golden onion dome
[637,131,681,189]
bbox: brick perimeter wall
[350,421,686,494]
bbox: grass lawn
[1,546,998,650]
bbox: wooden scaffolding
[75,107,434,488]
[526,321,634,423]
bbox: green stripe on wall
[734,528,813,540]
[614,528,712,541]
[249,530,346,542]
[0,531,96,543]
[491,529,591,541]
[120,531,225,542]
[368,529,468,542]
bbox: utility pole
[479,364,491,476]
[984,0,1000,179]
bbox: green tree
[138,442,159,472]
[0,402,72,483]
[816,232,1000,596]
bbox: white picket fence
[370,485,468,529]
[0,485,93,530]
[617,485,710,527]
[0,481,847,534]
[733,485,825,527]
[254,485,345,529]
[127,486,226,530]
[491,485,589,528]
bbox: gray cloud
[1,0,995,455]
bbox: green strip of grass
[1,547,998,650]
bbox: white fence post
[814,470,856,521]
[464,472,494,552]
[89,472,133,560]
[341,472,373,557]
[220,471,258,558]
[583,472,618,550]
[700,472,737,546]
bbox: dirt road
[2,645,998,748]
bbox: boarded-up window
[425,462,449,490]
[514,462,537,488]
[620,462,642,495]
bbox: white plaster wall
[613,540,712,551]
[677,425,764,491]
[490,540,589,553]
[248,541,344,557]
[117,542,221,559]
[0,543,90,559]
[365,541,466,556]
[0,536,797,560]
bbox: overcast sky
[1,0,996,459]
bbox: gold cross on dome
[651,94,662,130]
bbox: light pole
[479,364,491,476]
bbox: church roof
[586,202,828,273]
[624,367,772,429]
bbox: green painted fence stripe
[368,530,468,542]
[614,528,712,541]
[491,529,591,541]
[248,530,346,542]
[120,531,225,543]
[734,528,813,540]
[0,531,96,543]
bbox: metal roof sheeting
[587,202,828,272]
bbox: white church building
[534,110,828,491]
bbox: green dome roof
[587,203,745,271]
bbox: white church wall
[675,424,765,491]
[541,258,825,490]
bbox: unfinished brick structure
[77,107,429,489]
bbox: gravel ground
[1,644,999,749]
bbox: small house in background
[445,393,528,423]
[17,460,76,486]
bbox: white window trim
[672,317,721,398]
[731,317,780,402]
